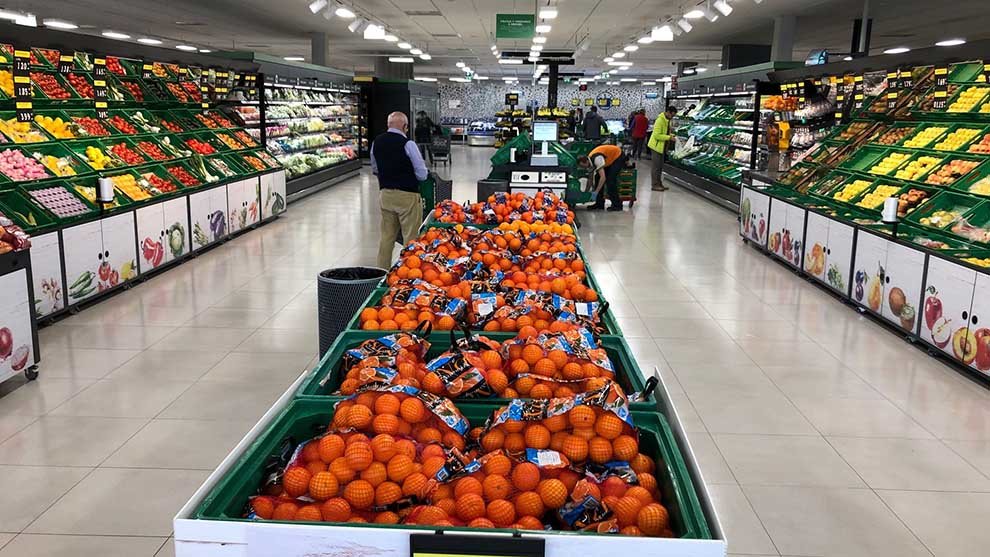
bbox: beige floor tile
[701,301,787,321]
[106,350,228,382]
[199,351,312,383]
[183,307,276,328]
[612,315,651,338]
[655,338,755,365]
[828,437,990,491]
[155,538,174,557]
[0,465,91,531]
[48,378,192,418]
[715,434,866,488]
[878,490,990,557]
[150,326,256,352]
[0,414,37,443]
[0,535,12,551]
[259,304,318,328]
[0,416,147,466]
[0,378,95,417]
[43,325,176,351]
[705,483,777,555]
[160,380,287,421]
[735,339,843,367]
[0,534,166,556]
[211,288,299,310]
[689,391,818,435]
[743,486,931,557]
[673,363,781,397]
[26,468,208,536]
[760,365,883,400]
[643,317,731,340]
[714,319,811,341]
[233,327,318,354]
[104,418,252,470]
[789,396,934,439]
[683,431,736,484]
[635,301,712,319]
[944,439,990,476]
[36,348,141,379]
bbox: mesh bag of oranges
[417,331,506,399]
[386,251,471,288]
[498,328,616,398]
[336,328,433,395]
[463,192,575,225]
[432,199,467,223]
[360,282,467,332]
[401,227,473,259]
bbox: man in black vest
[371,111,429,268]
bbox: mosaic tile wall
[439,82,669,121]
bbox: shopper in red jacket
[630,109,650,160]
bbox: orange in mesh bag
[501,328,617,399]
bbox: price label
[934,65,948,88]
[933,89,948,111]
[58,54,73,74]
[900,67,914,89]
[95,100,108,119]
[93,57,107,78]
[13,49,32,122]
[179,66,188,81]
[94,79,108,100]
[141,61,153,80]
[887,90,899,110]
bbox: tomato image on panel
[880,242,927,335]
[803,211,830,280]
[966,273,990,375]
[100,212,137,290]
[921,256,977,362]
[825,220,855,296]
[852,229,888,312]
[135,203,165,274]
[29,231,64,318]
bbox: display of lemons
[0,118,47,143]
[895,156,941,181]
[856,185,901,209]
[903,126,948,148]
[34,115,77,139]
[869,152,909,175]
[947,86,989,112]
[934,128,981,151]
[833,180,872,201]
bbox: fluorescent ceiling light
[42,19,77,29]
[474,76,489,80]
[718,63,723,67]
[414,76,437,82]
[612,52,625,58]
[677,18,693,33]
[695,67,708,72]
[499,58,523,64]
[618,66,630,71]
[684,9,705,19]
[642,81,655,85]
[638,35,654,44]
[683,68,695,74]
[410,48,423,55]
[538,7,558,19]
[420,53,432,60]
[714,0,733,16]
[456,61,465,68]
[531,45,543,51]
[176,45,198,51]
[335,7,356,18]
[536,24,552,33]
[883,47,910,54]
[449,77,470,83]
[137,38,163,45]
[502,77,517,81]
[936,38,966,47]
[15,13,36,26]
[653,24,674,41]
[533,36,547,44]
[603,57,614,63]
[620,78,636,82]
[284,56,305,61]
[388,57,414,63]
[102,31,131,39]
[608,61,633,67]
[843,56,853,61]
[624,45,639,52]
[659,76,672,82]
[364,24,386,40]
[308,0,328,14]
[199,49,212,53]
[384,34,398,42]
[397,42,412,49]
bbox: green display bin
[837,145,889,172]
[152,110,197,133]
[865,122,921,147]
[929,124,989,152]
[950,158,990,197]
[20,181,99,224]
[61,109,116,137]
[66,175,134,211]
[0,111,54,143]
[904,190,985,230]
[298,330,655,408]
[0,145,55,183]
[0,189,58,230]
[30,70,82,100]
[892,223,982,251]
[897,123,954,149]
[191,398,711,541]
[942,84,990,113]
[948,62,984,83]
[880,151,945,182]
[24,142,94,179]
[914,153,986,188]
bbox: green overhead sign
[496,14,535,39]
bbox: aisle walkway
[0,146,988,556]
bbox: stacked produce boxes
[174,192,725,556]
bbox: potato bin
[173,378,725,557]
[298,330,656,409]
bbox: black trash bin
[477,179,508,201]
[318,266,387,357]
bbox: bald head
[387,112,409,130]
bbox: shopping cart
[419,172,453,219]
[430,134,452,167]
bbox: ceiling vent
[404,10,443,16]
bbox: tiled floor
[0,145,988,556]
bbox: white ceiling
[8,0,990,80]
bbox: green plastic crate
[904,190,985,231]
[298,330,655,408]
[191,398,711,540]
[0,189,58,231]
[836,145,889,172]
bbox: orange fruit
[296,504,323,522]
[468,517,496,528]
[549,431,569,451]
[361,461,387,486]
[504,419,525,433]
[516,515,544,530]
[581,363,600,378]
[372,413,400,435]
[568,406,596,428]
[588,437,614,464]
[456,493,487,521]
[413,505,448,525]
[517,325,538,339]
[400,397,428,423]
[533,358,556,377]
[572,479,601,502]
[309,471,339,500]
[416,427,443,445]
[521,344,544,365]
[454,476,484,498]
[561,435,589,462]
[252,497,275,519]
[602,476,629,498]
[637,503,669,536]
[514,376,536,395]
[361,320,380,330]
[558,469,581,492]
[394,439,417,459]
[422,455,447,478]
[330,457,356,483]
[348,405,373,430]
[561,362,584,380]
[305,461,327,477]
[508,359,530,376]
[612,435,639,461]
[360,308,379,322]
[480,350,503,369]
[625,486,653,506]
[595,413,625,440]
[343,479,375,510]
[543,414,568,433]
[437,315,456,330]
[483,474,512,501]
[537,479,567,509]
[402,472,430,498]
[348,516,368,523]
[345,442,374,471]
[620,525,643,536]
[547,350,569,370]
[374,393,401,415]
[631,453,656,475]
[487,370,509,394]
[387,454,415,482]
[375,481,403,506]
[422,443,445,459]
[283,467,312,498]
[434,484,453,501]
[514,491,545,518]
[317,497,350,521]
[481,429,505,452]
[272,501,299,521]
[483,453,512,476]
[370,434,397,462]
[503,432,526,453]
[301,441,321,463]
[511,462,540,491]
[318,434,345,464]
[375,511,400,524]
[487,499,516,527]
[571,426,595,441]
[529,383,553,399]
[524,424,551,449]
[638,472,658,493]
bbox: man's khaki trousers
[378,188,423,269]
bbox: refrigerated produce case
[741,51,990,384]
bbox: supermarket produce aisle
[0,145,988,556]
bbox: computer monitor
[532,120,559,142]
[605,119,625,135]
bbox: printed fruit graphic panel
[921,257,977,360]
[136,203,166,273]
[261,170,287,219]
[162,197,189,261]
[29,231,64,318]
[101,212,137,286]
[61,220,103,303]
[767,198,789,258]
[0,268,35,378]
[880,243,926,334]
[803,212,830,279]
[824,221,854,295]
[852,230,888,312]
[783,204,806,268]
[967,273,990,374]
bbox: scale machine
[509,120,569,196]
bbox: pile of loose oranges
[434,192,575,226]
[248,388,673,537]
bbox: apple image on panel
[974,328,990,371]
[931,317,952,349]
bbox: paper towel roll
[882,197,899,223]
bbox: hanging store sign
[853,74,864,110]
[505,92,519,106]
[496,13,535,39]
